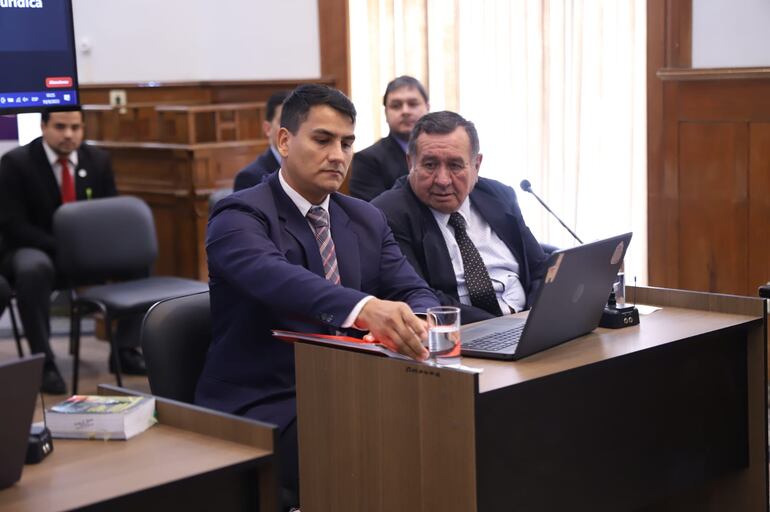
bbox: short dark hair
[383,76,429,106]
[408,111,480,158]
[265,90,289,122]
[280,84,356,134]
[41,106,83,124]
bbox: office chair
[53,196,208,394]
[141,291,211,403]
[540,242,559,255]
[759,284,770,300]
[208,188,232,214]
[0,275,24,357]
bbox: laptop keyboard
[463,324,525,352]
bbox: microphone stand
[519,179,638,329]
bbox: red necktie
[59,157,76,203]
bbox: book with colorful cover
[46,395,156,440]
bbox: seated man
[194,84,438,509]
[372,111,549,325]
[233,90,289,191]
[0,107,146,394]
[349,75,429,201]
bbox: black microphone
[519,179,583,244]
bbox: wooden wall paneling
[647,0,691,289]
[664,0,692,68]
[80,83,212,105]
[675,78,770,121]
[207,78,337,103]
[677,122,749,294]
[647,0,671,288]
[749,123,770,292]
[318,0,351,96]
[194,111,216,143]
[655,80,682,288]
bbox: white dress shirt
[42,141,78,187]
[278,170,372,327]
[430,198,527,313]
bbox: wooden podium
[294,287,768,511]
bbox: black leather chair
[540,242,559,255]
[141,291,211,403]
[759,284,770,300]
[0,275,23,356]
[53,196,208,393]
[208,188,232,214]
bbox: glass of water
[426,306,461,364]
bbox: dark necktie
[448,212,503,316]
[306,206,341,285]
[59,157,76,203]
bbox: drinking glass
[425,306,461,364]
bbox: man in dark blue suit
[195,85,438,509]
[233,90,289,191]
[372,111,549,325]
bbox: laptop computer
[0,354,44,489]
[460,232,632,360]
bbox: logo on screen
[0,0,43,8]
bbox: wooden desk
[0,386,278,512]
[294,287,768,511]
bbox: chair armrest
[758,284,770,299]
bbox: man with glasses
[372,111,549,324]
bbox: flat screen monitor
[0,0,79,114]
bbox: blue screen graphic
[0,0,79,113]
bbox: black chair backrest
[53,196,158,285]
[208,187,232,214]
[0,275,10,311]
[141,291,211,403]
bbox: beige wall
[72,0,321,83]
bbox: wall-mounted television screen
[0,0,79,114]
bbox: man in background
[195,84,438,510]
[233,90,289,191]
[373,111,549,324]
[349,75,429,201]
[0,107,146,394]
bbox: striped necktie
[448,212,503,316]
[306,206,341,285]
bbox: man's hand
[355,298,429,361]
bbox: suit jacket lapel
[384,134,409,180]
[328,197,360,290]
[403,182,460,298]
[75,147,90,200]
[30,138,61,209]
[471,187,527,281]
[268,175,326,278]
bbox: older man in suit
[233,90,289,191]
[372,111,549,325]
[349,75,429,201]
[195,84,438,510]
[0,107,145,394]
